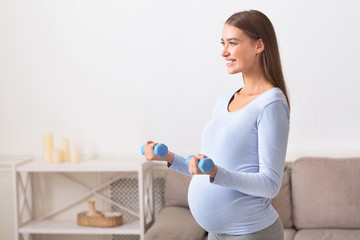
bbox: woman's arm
[143,141,192,176]
[210,101,290,198]
[168,154,193,176]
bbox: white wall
[1,0,360,160]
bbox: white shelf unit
[12,156,154,240]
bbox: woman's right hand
[143,141,174,164]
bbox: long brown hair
[226,10,290,109]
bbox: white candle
[60,138,70,162]
[42,132,54,163]
[52,149,62,164]
[70,149,80,163]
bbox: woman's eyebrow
[221,37,240,42]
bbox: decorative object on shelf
[60,137,70,162]
[77,200,123,227]
[52,149,62,164]
[42,132,54,163]
[42,132,81,163]
[86,200,104,217]
[70,149,80,163]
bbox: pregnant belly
[188,175,271,233]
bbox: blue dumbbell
[186,155,215,173]
[141,143,168,157]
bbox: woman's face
[221,24,260,75]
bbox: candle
[70,149,80,163]
[42,132,54,163]
[52,149,62,164]
[60,138,70,162]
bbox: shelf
[13,157,153,240]
[15,155,149,173]
[19,219,141,235]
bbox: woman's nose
[221,47,229,57]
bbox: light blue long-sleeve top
[169,87,290,235]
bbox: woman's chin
[227,68,241,75]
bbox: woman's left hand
[188,154,218,178]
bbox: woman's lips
[226,59,236,67]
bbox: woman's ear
[255,39,265,53]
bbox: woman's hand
[143,141,174,164]
[188,154,218,178]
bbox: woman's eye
[220,41,237,46]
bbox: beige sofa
[145,157,360,240]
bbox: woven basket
[77,212,123,227]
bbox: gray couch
[145,157,360,240]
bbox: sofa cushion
[284,228,296,240]
[164,169,192,208]
[145,206,206,240]
[292,157,360,229]
[271,163,293,228]
[294,229,360,240]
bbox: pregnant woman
[143,9,290,240]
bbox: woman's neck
[241,72,274,95]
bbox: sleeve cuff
[209,165,226,185]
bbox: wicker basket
[77,211,123,227]
[77,200,122,227]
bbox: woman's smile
[226,59,237,67]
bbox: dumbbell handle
[186,155,215,173]
[141,143,168,158]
